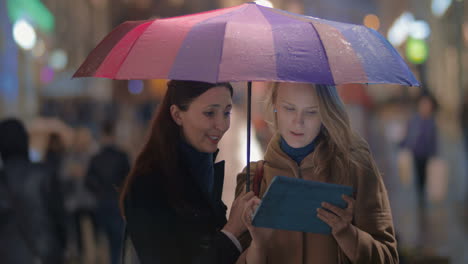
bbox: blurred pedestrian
[119,80,255,264]
[62,126,97,261]
[0,118,67,264]
[461,92,468,156]
[461,92,468,203]
[401,93,438,206]
[44,132,68,206]
[44,132,67,176]
[85,120,130,264]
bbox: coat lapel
[211,150,228,227]
[212,160,225,202]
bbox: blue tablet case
[251,176,354,234]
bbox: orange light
[149,79,168,98]
[363,14,380,31]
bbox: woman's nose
[215,115,229,132]
[293,112,305,126]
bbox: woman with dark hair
[119,80,254,264]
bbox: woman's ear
[170,105,183,126]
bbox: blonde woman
[235,82,398,263]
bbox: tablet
[251,176,354,234]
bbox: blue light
[128,80,144,94]
[1,0,19,105]
[432,0,453,17]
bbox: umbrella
[73,2,419,191]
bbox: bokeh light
[409,20,431,40]
[149,79,168,98]
[388,12,431,47]
[363,14,380,31]
[40,66,55,84]
[431,0,453,17]
[13,19,37,50]
[388,12,414,46]
[406,37,429,64]
[254,0,274,8]
[128,80,144,94]
[48,49,68,70]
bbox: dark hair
[101,120,115,137]
[418,91,438,112]
[46,132,65,155]
[119,80,233,216]
[0,118,29,161]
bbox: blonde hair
[265,82,372,183]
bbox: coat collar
[264,133,317,170]
[212,148,225,202]
[212,159,225,202]
[213,149,220,161]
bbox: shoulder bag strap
[253,161,265,197]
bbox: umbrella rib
[114,20,155,79]
[306,21,333,84]
[215,22,228,83]
[213,5,251,82]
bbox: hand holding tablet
[251,176,354,234]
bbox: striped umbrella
[74,2,419,190]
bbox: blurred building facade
[1,0,467,126]
[0,0,225,121]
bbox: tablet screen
[252,176,354,234]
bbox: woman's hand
[243,197,274,249]
[223,191,255,237]
[317,194,355,235]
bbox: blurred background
[0,0,467,263]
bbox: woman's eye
[284,106,294,111]
[306,111,317,115]
[224,111,231,117]
[204,111,215,117]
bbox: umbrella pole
[246,81,252,192]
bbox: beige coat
[235,134,398,263]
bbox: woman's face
[274,83,322,148]
[172,86,232,153]
[418,96,433,118]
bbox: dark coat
[401,114,438,159]
[125,152,240,264]
[461,100,468,150]
[0,158,66,264]
[85,144,130,206]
